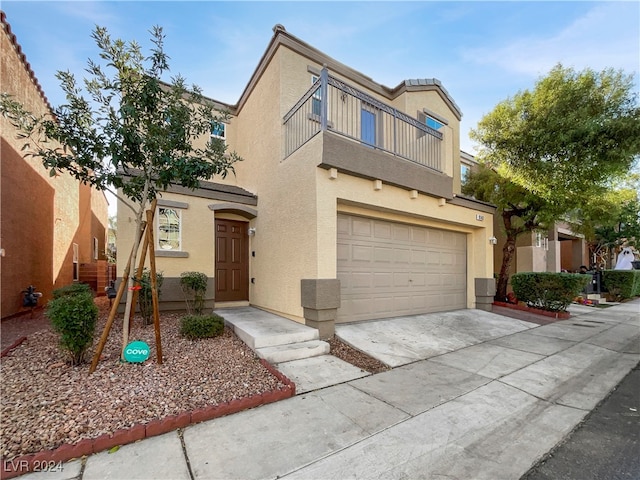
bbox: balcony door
[361,103,378,147]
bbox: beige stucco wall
[114,34,493,322]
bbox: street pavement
[16,299,639,480]
[522,361,639,480]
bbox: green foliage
[511,272,590,312]
[602,270,640,300]
[180,314,225,340]
[463,165,560,301]
[47,285,99,365]
[471,64,640,208]
[52,282,94,299]
[180,271,208,315]
[136,268,164,325]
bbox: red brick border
[493,301,571,319]
[0,360,296,479]
[1,337,27,358]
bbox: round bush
[47,286,98,365]
[180,314,224,340]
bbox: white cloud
[462,3,640,77]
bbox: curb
[1,361,296,479]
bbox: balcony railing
[283,67,443,172]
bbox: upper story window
[311,75,322,117]
[425,116,444,131]
[211,121,226,144]
[157,207,182,251]
[461,164,471,184]
[361,104,378,147]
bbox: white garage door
[337,214,467,323]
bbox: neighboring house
[460,151,589,276]
[0,13,110,319]
[117,25,497,337]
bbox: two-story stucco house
[1,13,110,319]
[117,25,497,337]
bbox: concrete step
[256,340,330,364]
[216,306,319,350]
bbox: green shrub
[180,314,225,340]
[136,268,164,325]
[47,285,98,365]
[602,270,640,300]
[52,282,94,299]
[180,271,208,315]
[511,272,590,312]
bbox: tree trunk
[496,234,517,301]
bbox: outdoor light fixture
[248,227,256,236]
[489,236,498,245]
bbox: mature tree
[468,64,640,299]
[1,26,240,354]
[462,166,561,300]
[472,64,640,209]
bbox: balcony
[283,68,443,173]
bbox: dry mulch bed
[328,336,390,374]
[1,298,388,463]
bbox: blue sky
[3,1,639,155]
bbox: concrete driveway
[335,308,537,367]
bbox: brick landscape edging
[1,337,27,358]
[1,360,296,479]
[493,301,571,319]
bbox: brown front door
[215,219,249,302]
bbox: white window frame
[210,120,226,144]
[93,237,99,260]
[156,207,182,251]
[72,243,79,281]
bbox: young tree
[468,64,640,299]
[1,26,240,355]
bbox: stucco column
[474,278,496,312]
[301,279,340,339]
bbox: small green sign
[123,340,150,363]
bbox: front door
[215,219,249,302]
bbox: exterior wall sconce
[489,236,498,245]
[248,228,256,237]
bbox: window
[72,243,79,281]
[157,207,182,251]
[461,164,471,184]
[535,232,549,250]
[210,121,226,143]
[311,75,322,117]
[425,116,444,131]
[361,104,378,146]
[417,110,447,139]
[93,237,99,260]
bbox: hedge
[602,270,640,300]
[511,272,590,312]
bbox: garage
[337,214,467,323]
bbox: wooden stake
[145,208,163,364]
[89,222,147,374]
[128,199,156,329]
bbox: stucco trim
[208,203,258,219]
[319,132,454,200]
[157,199,189,209]
[155,250,189,258]
[448,194,496,214]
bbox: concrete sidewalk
[21,300,639,480]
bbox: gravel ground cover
[1,305,284,461]
[1,299,388,462]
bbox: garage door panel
[337,214,467,323]
[352,245,373,262]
